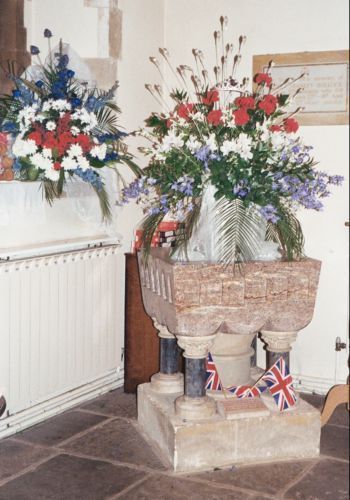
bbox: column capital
[261,330,298,353]
[152,319,175,339]
[176,334,216,359]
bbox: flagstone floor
[0,389,348,499]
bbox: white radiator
[0,243,123,437]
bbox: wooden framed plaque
[253,50,349,125]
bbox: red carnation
[57,131,74,156]
[254,72,273,87]
[258,94,278,115]
[57,112,71,134]
[270,124,282,133]
[207,109,223,126]
[201,90,219,106]
[53,161,61,171]
[27,131,42,146]
[234,96,255,110]
[233,108,250,126]
[177,103,194,120]
[75,133,92,153]
[283,118,299,133]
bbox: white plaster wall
[163,0,349,389]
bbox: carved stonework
[152,318,175,339]
[176,335,217,359]
[260,330,299,353]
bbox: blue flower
[259,205,280,224]
[2,121,17,132]
[35,80,44,88]
[233,179,250,199]
[12,89,21,98]
[86,96,98,111]
[30,45,40,55]
[44,29,53,38]
[71,97,82,108]
[67,69,75,78]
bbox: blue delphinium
[75,167,103,191]
[259,205,280,223]
[233,179,251,199]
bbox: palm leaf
[92,185,112,221]
[169,201,201,260]
[215,198,264,265]
[140,212,165,260]
[265,207,304,261]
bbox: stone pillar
[260,330,298,369]
[174,334,217,420]
[150,319,183,394]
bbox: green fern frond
[93,184,112,221]
[265,207,304,261]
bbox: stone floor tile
[15,411,108,447]
[320,424,349,461]
[118,474,260,500]
[194,460,313,496]
[81,388,137,419]
[0,438,54,482]
[284,459,349,499]
[61,419,166,470]
[0,453,145,500]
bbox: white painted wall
[163,0,349,390]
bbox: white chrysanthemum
[46,121,56,131]
[186,135,201,154]
[77,156,90,171]
[42,148,52,159]
[90,144,107,161]
[12,138,38,157]
[17,105,38,131]
[271,132,288,150]
[220,140,237,156]
[205,133,217,152]
[72,109,97,131]
[70,126,80,136]
[30,152,54,171]
[44,168,60,181]
[256,122,270,142]
[67,144,83,158]
[61,156,78,171]
[159,131,184,153]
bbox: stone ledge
[138,383,321,473]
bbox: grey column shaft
[184,358,206,398]
[159,338,179,374]
[267,350,290,368]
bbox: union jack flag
[226,384,267,398]
[205,353,222,391]
[262,357,297,411]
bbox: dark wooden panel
[124,253,159,393]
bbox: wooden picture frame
[253,50,349,126]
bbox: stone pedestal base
[138,383,321,473]
[175,395,216,420]
[150,372,184,394]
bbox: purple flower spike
[30,45,40,55]
[44,29,53,38]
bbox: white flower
[256,123,270,142]
[90,144,107,161]
[271,132,288,150]
[70,126,80,136]
[42,99,71,113]
[77,156,90,171]
[191,112,205,122]
[30,152,54,171]
[46,121,56,131]
[42,148,52,159]
[71,109,97,131]
[159,131,184,153]
[67,144,83,158]
[61,156,78,171]
[236,133,252,149]
[220,139,237,156]
[205,133,217,152]
[186,135,201,153]
[12,138,37,157]
[44,168,60,181]
[17,104,38,131]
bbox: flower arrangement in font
[0,30,139,219]
[123,17,343,262]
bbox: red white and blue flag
[226,384,267,398]
[262,357,297,411]
[205,353,222,391]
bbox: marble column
[260,330,298,369]
[174,334,217,420]
[150,319,183,393]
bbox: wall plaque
[253,50,349,125]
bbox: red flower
[57,131,75,156]
[177,103,194,120]
[254,73,273,87]
[201,90,219,106]
[42,131,58,150]
[233,108,250,126]
[57,112,71,134]
[53,161,61,171]
[207,109,223,126]
[270,124,282,133]
[258,94,278,115]
[283,118,299,133]
[234,96,255,110]
[75,133,91,153]
[27,131,42,146]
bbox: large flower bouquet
[123,18,343,262]
[0,32,139,219]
